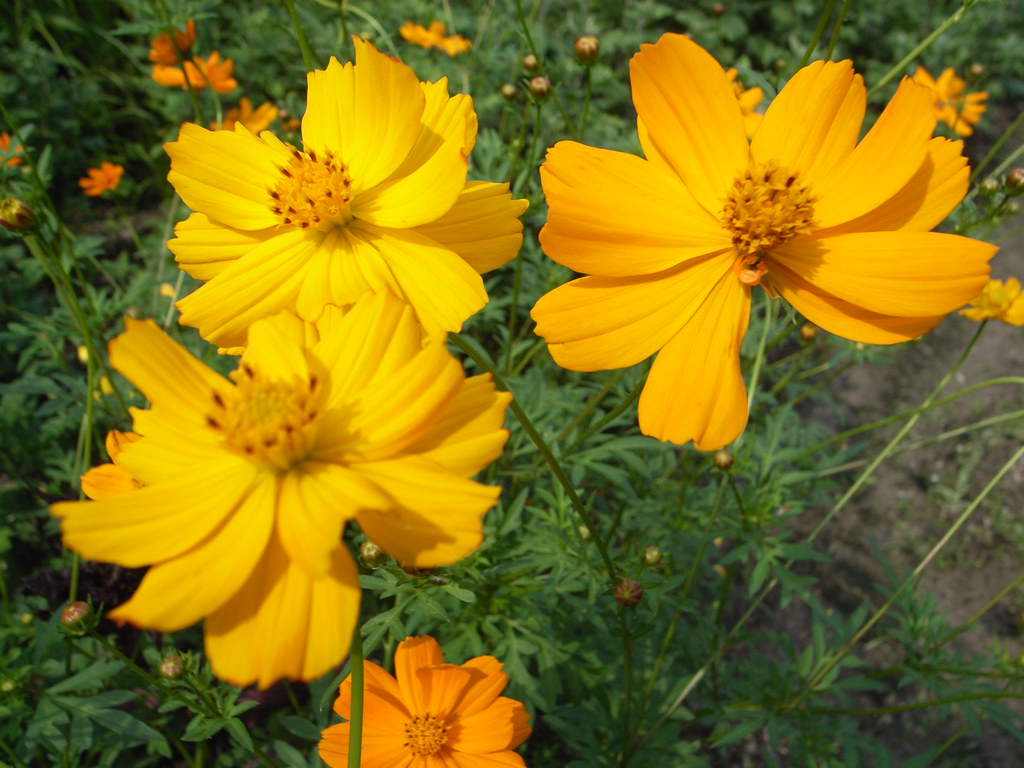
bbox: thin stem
[282,0,317,71]
[930,570,1024,653]
[513,0,579,139]
[796,0,838,69]
[347,625,364,768]
[562,371,646,457]
[554,370,628,445]
[975,112,1024,181]
[580,67,593,140]
[825,0,853,59]
[745,295,776,417]
[801,691,1024,716]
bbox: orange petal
[332,658,408,722]
[81,463,139,500]
[448,751,525,768]
[417,664,473,718]
[453,657,507,716]
[638,268,750,450]
[448,697,519,753]
[629,33,748,215]
[395,636,445,713]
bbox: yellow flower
[213,97,279,133]
[912,66,987,137]
[531,34,996,450]
[152,51,237,93]
[399,20,472,56]
[319,636,531,768]
[148,20,196,65]
[164,38,526,349]
[82,431,143,500]
[52,293,512,688]
[960,278,1024,326]
[725,68,763,138]
[78,161,124,196]
[1,132,24,166]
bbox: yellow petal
[175,228,323,348]
[205,532,360,688]
[629,33,748,215]
[106,474,276,631]
[395,636,445,712]
[810,77,936,229]
[638,267,750,450]
[770,231,995,318]
[816,137,968,234]
[349,222,487,333]
[532,253,733,371]
[751,60,864,185]
[413,181,528,274]
[166,123,285,230]
[170,213,275,282]
[539,141,730,276]
[303,44,425,192]
[81,463,139,500]
[354,456,498,568]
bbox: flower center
[270,146,353,231]
[721,160,815,286]
[403,713,450,757]
[207,363,321,473]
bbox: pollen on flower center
[721,160,815,285]
[403,713,450,757]
[270,146,354,231]
[207,363,321,472]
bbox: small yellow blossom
[159,282,177,298]
[213,98,279,133]
[78,162,124,197]
[77,345,89,363]
[912,66,987,137]
[725,68,764,138]
[960,278,1024,325]
[152,52,237,93]
[399,20,471,56]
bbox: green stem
[562,368,648,458]
[801,689,1024,716]
[796,0,838,69]
[930,570,1024,653]
[282,0,317,71]
[513,0,579,139]
[866,1,976,100]
[974,111,1024,181]
[347,625,364,768]
[825,0,853,59]
[554,370,628,445]
[580,67,593,140]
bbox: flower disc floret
[271,147,353,230]
[404,713,450,756]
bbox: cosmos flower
[52,293,512,688]
[78,161,124,196]
[1,132,24,166]
[164,38,526,350]
[912,66,987,137]
[148,20,196,65]
[319,636,531,768]
[152,51,237,93]
[960,278,1024,326]
[212,97,279,133]
[400,20,472,56]
[531,34,996,450]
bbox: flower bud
[1006,200,1021,216]
[980,177,1000,196]
[1006,168,1024,194]
[522,54,539,73]
[578,524,592,541]
[711,2,726,17]
[642,545,664,566]
[500,82,519,101]
[612,578,643,607]
[0,197,35,231]
[528,76,552,100]
[60,601,91,629]
[359,540,386,567]
[0,679,15,693]
[774,58,787,72]
[968,62,985,79]
[573,36,600,66]
[799,322,818,342]
[19,612,34,626]
[159,655,185,679]
[712,448,734,470]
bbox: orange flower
[725,68,763,138]
[149,20,196,65]
[78,161,124,196]
[212,97,279,133]
[319,636,531,768]
[81,431,142,500]
[152,52,237,93]
[912,66,987,137]
[0,132,23,166]
[399,20,471,56]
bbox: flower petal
[166,123,286,230]
[170,213,275,282]
[80,463,138,500]
[418,665,474,718]
[332,659,409,723]
[638,267,750,450]
[395,636,445,713]
[413,181,528,274]
[449,697,519,753]
[539,141,729,277]
[532,253,733,371]
[453,657,507,716]
[771,232,995,318]
[751,60,864,185]
[204,532,359,688]
[354,456,498,568]
[629,33,748,215]
[106,474,276,631]
[448,751,525,768]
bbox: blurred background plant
[2,0,1024,766]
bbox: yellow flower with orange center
[212,97,279,133]
[52,293,512,688]
[960,278,1024,326]
[319,636,531,768]
[164,38,526,349]
[148,20,196,65]
[152,51,237,93]
[78,161,124,196]
[531,34,997,451]
[1,132,24,166]
[400,20,472,56]
[912,66,987,137]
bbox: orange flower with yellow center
[164,38,526,350]
[319,636,531,768]
[400,20,472,56]
[912,66,987,137]
[52,293,511,688]
[152,51,237,93]
[531,34,997,450]
[1,132,24,166]
[78,161,124,196]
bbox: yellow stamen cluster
[722,160,815,286]
[270,147,353,230]
[403,713,450,757]
[208,363,322,472]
